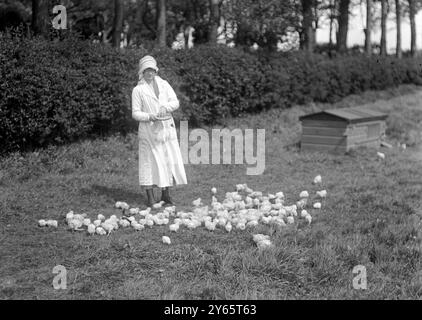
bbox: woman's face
[143,68,157,82]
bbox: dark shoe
[146,189,156,207]
[161,187,174,205]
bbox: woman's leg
[161,186,174,205]
[144,185,156,207]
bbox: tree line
[0,0,421,56]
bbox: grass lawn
[0,85,421,299]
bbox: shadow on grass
[88,184,147,206]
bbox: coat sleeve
[132,87,150,122]
[162,81,180,113]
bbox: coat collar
[138,76,165,101]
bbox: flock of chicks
[38,175,327,249]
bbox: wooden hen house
[299,107,388,153]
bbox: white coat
[131,76,187,188]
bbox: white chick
[205,220,216,231]
[270,210,279,216]
[247,220,259,228]
[273,218,286,227]
[128,216,136,222]
[401,143,407,150]
[93,219,102,227]
[129,208,139,215]
[316,190,327,198]
[272,203,283,210]
[218,217,227,227]
[268,194,276,200]
[211,187,217,194]
[299,190,309,198]
[65,211,74,221]
[73,214,85,222]
[313,175,322,184]
[102,223,114,234]
[68,218,83,230]
[97,214,105,221]
[139,208,151,216]
[169,223,179,232]
[119,219,131,228]
[145,219,154,227]
[233,194,242,201]
[46,220,58,228]
[38,219,47,227]
[153,201,165,209]
[286,216,295,224]
[296,199,307,209]
[87,224,96,235]
[83,218,91,226]
[236,222,246,230]
[261,216,272,224]
[275,192,284,199]
[162,236,171,245]
[300,210,309,218]
[225,222,232,232]
[305,214,312,225]
[377,152,385,160]
[186,221,196,230]
[253,234,270,243]
[192,198,202,207]
[96,227,106,235]
[115,202,129,210]
[257,239,273,249]
[133,223,144,231]
[313,202,322,209]
[236,184,246,191]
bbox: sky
[317,2,422,53]
[173,3,422,52]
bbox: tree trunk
[408,0,416,56]
[395,0,402,58]
[31,0,50,36]
[329,0,336,48]
[301,0,314,52]
[112,0,123,47]
[337,0,350,53]
[365,0,372,55]
[156,0,166,47]
[208,0,219,43]
[380,0,387,56]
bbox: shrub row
[1,31,422,155]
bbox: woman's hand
[157,106,167,118]
[149,113,159,121]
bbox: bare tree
[208,0,220,43]
[365,0,372,55]
[157,0,166,47]
[301,0,315,52]
[395,0,402,58]
[112,0,123,47]
[337,0,350,53]
[31,0,50,36]
[380,0,387,56]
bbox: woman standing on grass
[131,55,187,207]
